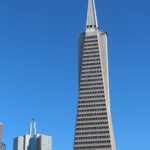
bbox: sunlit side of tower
[74,0,116,149]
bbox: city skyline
[13,120,52,150]
[13,134,52,150]
[0,0,150,150]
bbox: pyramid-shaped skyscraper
[73,0,116,149]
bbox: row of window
[79,94,105,100]
[83,48,99,53]
[75,140,111,145]
[83,48,99,52]
[81,78,103,82]
[81,75,102,79]
[79,95,105,99]
[75,135,110,140]
[74,145,111,149]
[82,58,100,62]
[81,59,100,64]
[83,54,99,59]
[82,59,100,65]
[82,51,99,55]
[75,130,109,135]
[77,112,107,117]
[78,105,106,110]
[76,126,109,131]
[81,66,101,70]
[79,99,105,104]
[85,36,97,39]
[77,117,108,122]
[80,86,104,91]
[78,103,106,109]
[80,89,104,96]
[82,57,100,63]
[86,24,97,28]
[81,70,101,74]
[84,43,98,47]
[80,86,103,91]
[80,90,104,95]
[81,74,102,80]
[77,121,108,126]
[84,40,98,43]
[82,62,101,67]
[81,70,101,75]
[80,82,103,87]
[82,61,100,66]
[78,107,106,112]
[83,47,99,51]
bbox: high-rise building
[0,123,6,150]
[13,135,31,150]
[34,134,52,150]
[74,0,116,150]
[13,120,52,150]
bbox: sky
[0,0,150,149]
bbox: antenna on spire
[29,118,37,137]
[34,121,36,135]
[29,121,32,136]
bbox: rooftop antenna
[34,120,36,135]
[29,118,37,137]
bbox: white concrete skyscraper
[74,0,116,149]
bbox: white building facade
[13,135,30,150]
[35,134,52,150]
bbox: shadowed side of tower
[73,0,116,149]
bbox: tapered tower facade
[74,0,116,150]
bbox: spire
[33,121,36,135]
[86,0,98,32]
[29,118,37,136]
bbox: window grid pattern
[74,35,112,150]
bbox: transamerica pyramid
[73,0,116,149]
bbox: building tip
[86,0,99,32]
[29,118,37,136]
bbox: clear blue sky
[0,0,150,149]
